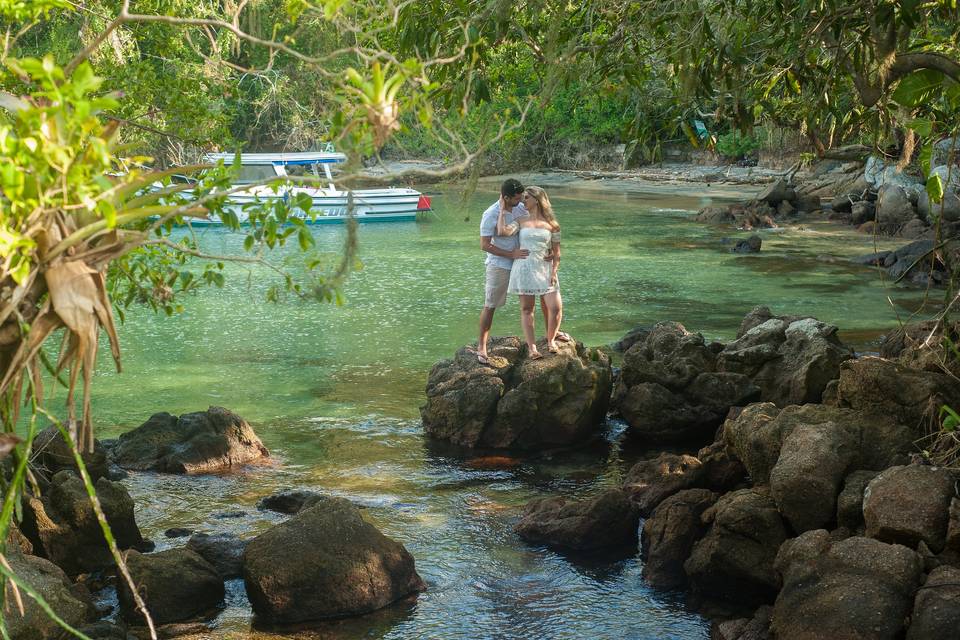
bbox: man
[473,178,528,364]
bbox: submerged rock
[257,489,331,514]
[514,489,640,552]
[421,336,612,450]
[242,497,424,624]
[109,406,269,473]
[118,548,225,625]
[731,235,762,254]
[21,470,144,575]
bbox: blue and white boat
[191,151,431,224]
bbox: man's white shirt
[480,201,529,270]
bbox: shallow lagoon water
[87,183,928,639]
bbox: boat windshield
[232,164,278,184]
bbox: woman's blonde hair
[524,186,559,231]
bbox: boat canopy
[204,151,348,165]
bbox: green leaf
[244,235,255,251]
[891,69,944,108]
[905,118,932,137]
[919,142,933,178]
[298,227,314,250]
[927,174,945,204]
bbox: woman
[499,186,563,359]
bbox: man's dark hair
[501,178,525,197]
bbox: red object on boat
[416,194,432,210]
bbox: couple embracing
[472,178,569,364]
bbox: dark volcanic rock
[622,453,704,516]
[717,315,853,407]
[836,470,880,533]
[257,489,331,514]
[110,406,269,473]
[242,498,424,624]
[515,489,640,552]
[421,337,612,450]
[731,235,762,254]
[863,465,956,553]
[614,322,759,444]
[641,488,717,589]
[772,535,923,640]
[187,532,247,579]
[21,470,143,575]
[5,550,96,640]
[908,565,960,639]
[32,426,110,480]
[684,488,789,608]
[118,548,225,625]
[837,357,960,433]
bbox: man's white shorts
[484,264,511,308]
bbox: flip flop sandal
[476,353,491,365]
[555,332,572,343]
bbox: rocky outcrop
[710,606,772,640]
[908,565,960,639]
[21,470,144,575]
[772,534,923,640]
[614,322,759,443]
[4,550,95,640]
[836,356,960,433]
[109,406,269,473]
[514,489,640,552]
[717,312,853,407]
[421,337,612,449]
[242,498,424,624]
[621,453,704,515]
[118,548,225,625]
[684,488,789,608]
[695,178,816,230]
[863,465,957,553]
[641,488,717,589]
[256,489,331,514]
[880,319,960,378]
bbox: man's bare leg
[477,306,496,359]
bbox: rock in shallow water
[118,548,225,625]
[242,497,424,624]
[514,489,640,552]
[109,406,269,473]
[420,336,612,450]
[257,489,331,514]
[4,550,96,640]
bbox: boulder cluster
[501,309,960,639]
[695,177,820,229]
[10,407,424,638]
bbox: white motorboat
[188,151,431,225]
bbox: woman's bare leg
[542,291,562,350]
[520,295,540,357]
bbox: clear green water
[86,183,925,639]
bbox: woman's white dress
[508,227,559,295]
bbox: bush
[715,131,760,160]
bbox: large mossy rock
[717,313,853,407]
[21,470,143,575]
[117,548,225,625]
[242,497,424,624]
[421,337,612,449]
[863,464,956,553]
[110,406,269,473]
[514,489,640,552]
[641,488,718,589]
[613,322,759,444]
[4,550,95,640]
[684,488,789,608]
[723,403,914,533]
[772,533,923,640]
